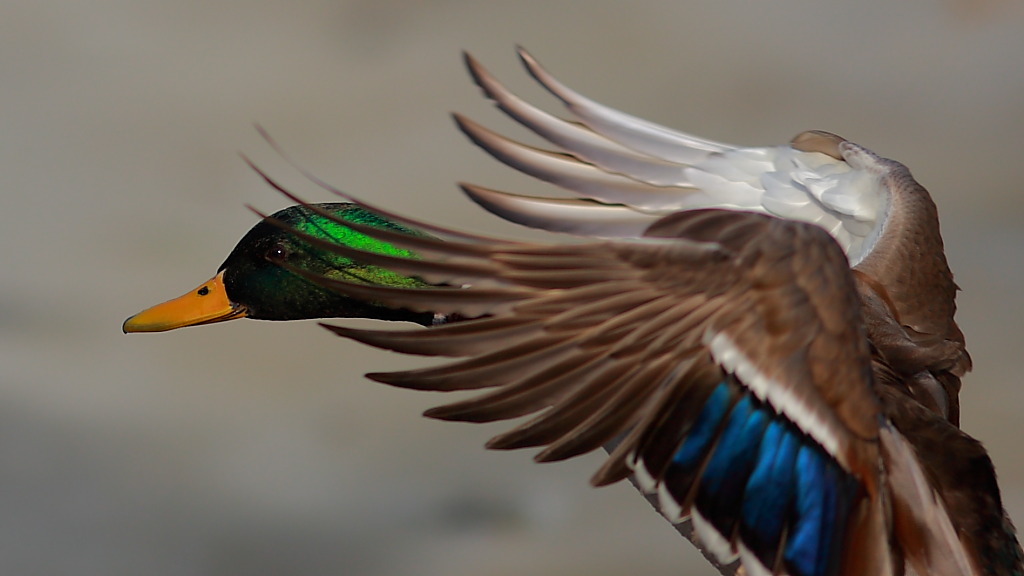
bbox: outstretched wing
[457,48,886,268]
[458,48,968,423]
[270,196,901,576]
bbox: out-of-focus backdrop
[2,1,1023,575]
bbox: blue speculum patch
[665,382,860,576]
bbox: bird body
[124,50,1021,576]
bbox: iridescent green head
[123,203,435,332]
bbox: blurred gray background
[2,1,1023,575]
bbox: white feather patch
[657,481,686,523]
[705,331,842,460]
[692,508,739,564]
[686,145,886,267]
[632,458,658,493]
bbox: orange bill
[123,271,248,333]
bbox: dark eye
[265,242,289,263]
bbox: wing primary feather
[434,293,676,425]
[293,266,529,318]
[423,350,607,422]
[536,354,687,462]
[463,53,692,187]
[479,360,633,438]
[365,335,574,391]
[320,315,541,357]
[607,302,710,358]
[249,129,511,244]
[455,114,697,210]
[514,47,734,164]
[502,266,639,288]
[243,153,503,245]
[460,183,660,237]
[543,288,662,333]
[246,179,493,260]
[513,281,640,316]
[482,359,640,450]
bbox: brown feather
[364,335,573,391]
[535,355,685,462]
[322,315,541,357]
[484,358,639,450]
[423,351,606,422]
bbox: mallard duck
[124,49,1023,576]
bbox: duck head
[123,203,435,332]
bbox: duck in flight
[124,49,1022,576]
